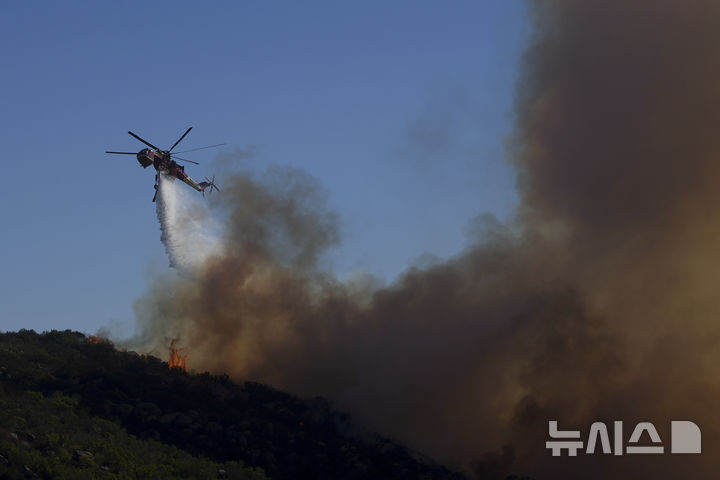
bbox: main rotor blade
[170,143,226,154]
[128,131,160,150]
[172,156,200,165]
[105,151,138,155]
[169,127,193,152]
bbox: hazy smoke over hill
[130,1,720,478]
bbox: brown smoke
[130,1,720,478]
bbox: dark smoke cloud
[129,1,720,478]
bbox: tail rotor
[200,175,220,196]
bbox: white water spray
[155,174,222,271]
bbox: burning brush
[168,339,187,372]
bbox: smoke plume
[129,1,720,478]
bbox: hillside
[0,329,466,479]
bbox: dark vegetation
[0,329,466,479]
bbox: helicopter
[106,127,222,202]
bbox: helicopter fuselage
[137,148,204,192]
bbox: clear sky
[0,1,529,335]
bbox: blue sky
[0,1,529,335]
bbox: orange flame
[169,339,187,371]
[87,335,111,344]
